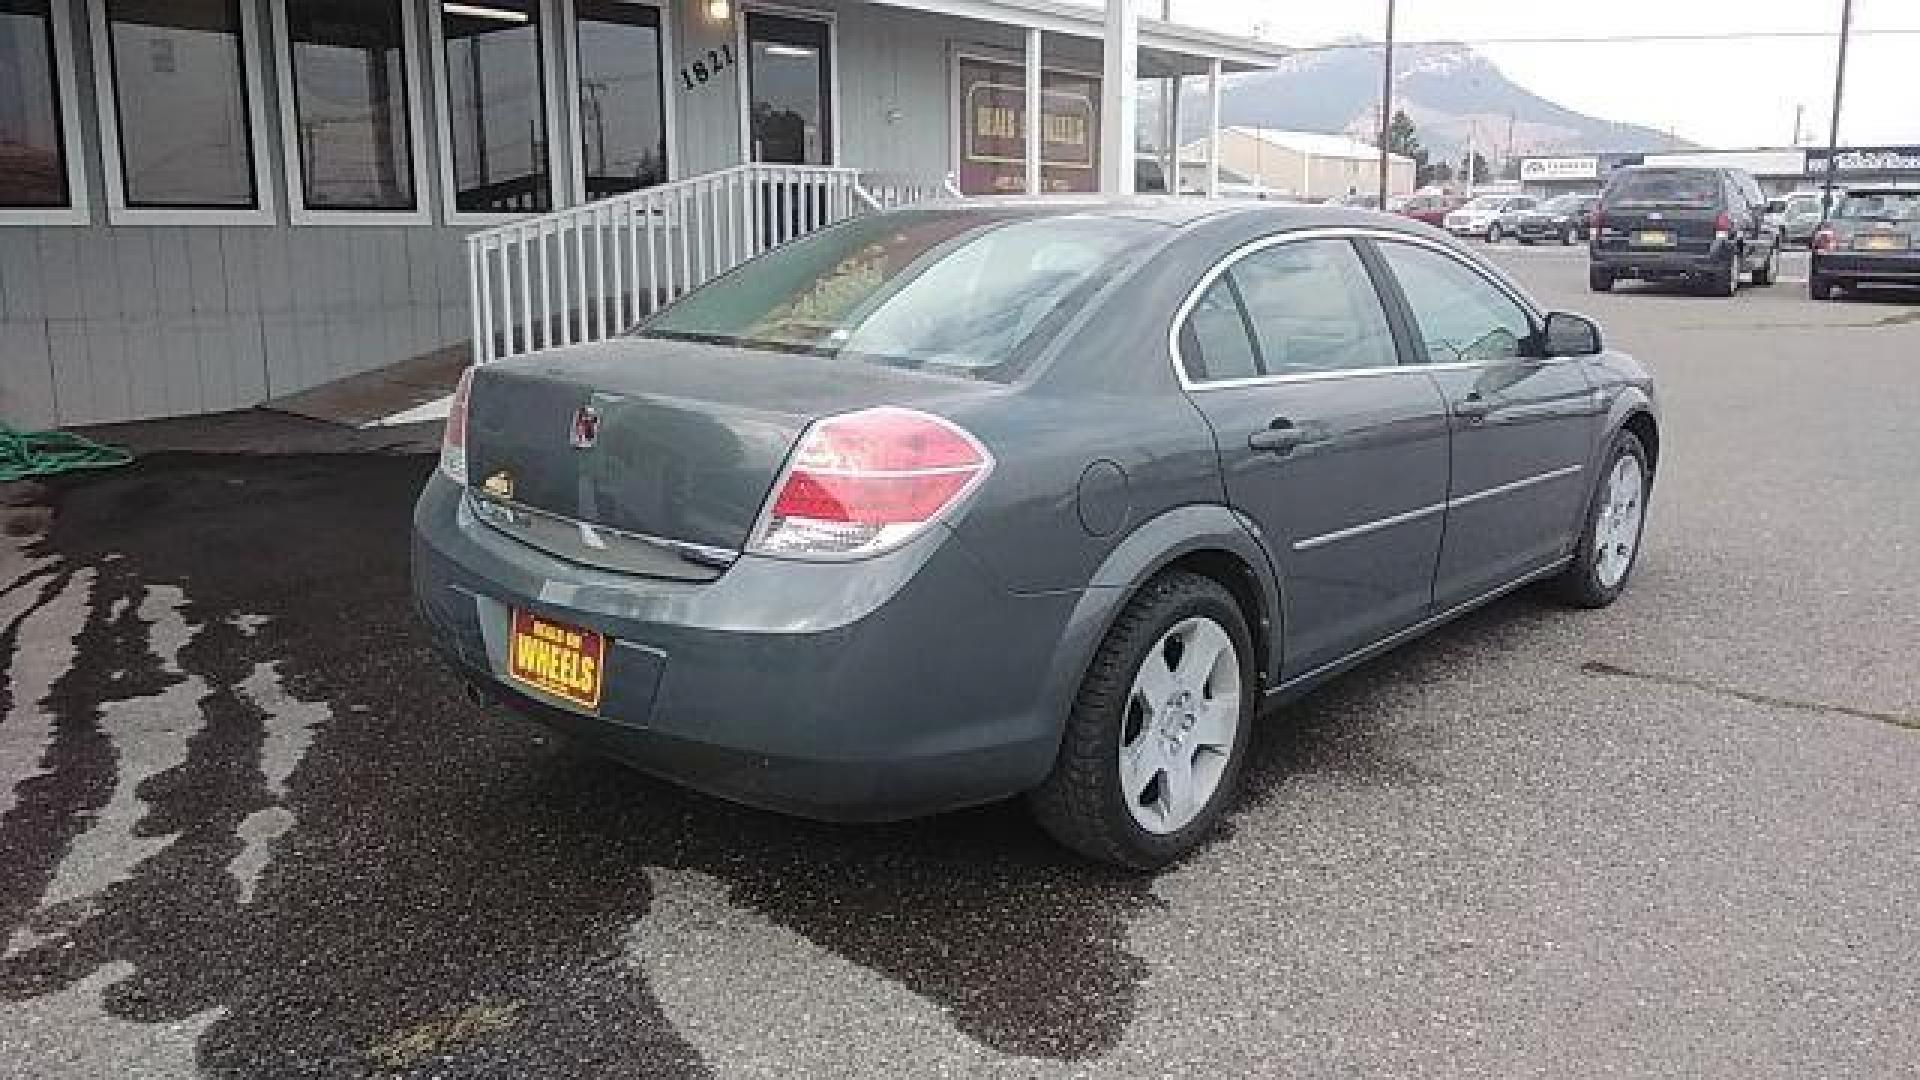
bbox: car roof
[913,195,1450,238]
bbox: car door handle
[1248,420,1318,454]
[1454,394,1493,421]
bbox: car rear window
[641,209,1164,381]
[1835,191,1920,222]
[1605,170,1720,208]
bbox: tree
[1461,151,1492,187]
[1419,160,1454,188]
[1383,110,1422,160]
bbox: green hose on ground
[0,424,134,482]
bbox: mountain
[1171,42,1693,168]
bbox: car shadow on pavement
[0,451,1563,1077]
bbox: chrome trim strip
[1293,502,1446,552]
[1288,464,1584,554]
[1447,464,1585,509]
[468,491,738,569]
[1167,225,1548,392]
[1266,557,1574,696]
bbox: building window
[100,0,258,208]
[281,0,418,212]
[0,0,71,209]
[440,0,550,216]
[574,0,666,199]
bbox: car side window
[1178,277,1260,383]
[1376,241,1536,366]
[1226,238,1398,375]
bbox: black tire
[1561,225,1577,246]
[1588,266,1615,293]
[1028,571,1255,871]
[1752,245,1777,287]
[1518,237,1535,246]
[1487,223,1503,243]
[1718,252,1741,297]
[1810,275,1833,301]
[1551,428,1651,609]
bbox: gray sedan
[413,199,1659,869]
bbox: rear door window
[1178,238,1400,382]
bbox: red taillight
[439,366,475,484]
[751,407,992,558]
[1714,211,1732,235]
[1590,209,1605,232]
[1812,228,1836,252]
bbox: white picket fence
[465,164,959,365]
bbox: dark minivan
[1589,166,1780,295]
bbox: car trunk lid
[463,337,999,570]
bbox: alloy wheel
[1118,617,1242,835]
[1593,453,1646,589]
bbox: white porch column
[1100,0,1139,194]
[1205,58,1221,197]
[1161,77,1180,192]
[1025,28,1043,195]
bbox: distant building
[1179,127,1415,201]
[1520,146,1920,197]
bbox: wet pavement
[2,252,1918,1078]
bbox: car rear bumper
[1589,244,1730,279]
[411,471,1072,821]
[1811,253,1920,283]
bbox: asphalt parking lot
[2,243,1918,1079]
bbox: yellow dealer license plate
[1859,234,1907,251]
[509,610,604,710]
[1634,230,1673,247]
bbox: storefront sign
[1520,157,1599,181]
[957,57,1099,195]
[1804,146,1920,175]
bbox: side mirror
[1543,311,1603,357]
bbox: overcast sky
[1149,0,1920,149]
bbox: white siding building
[1178,127,1415,202]
[0,0,1287,428]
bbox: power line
[1290,28,1920,51]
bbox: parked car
[1445,194,1536,241]
[1396,191,1469,227]
[1809,187,1920,300]
[1781,190,1828,246]
[414,200,1659,869]
[1511,193,1600,245]
[1588,166,1780,295]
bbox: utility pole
[1822,0,1854,215]
[1792,102,1805,145]
[1466,122,1476,190]
[1376,0,1395,208]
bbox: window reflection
[442,0,548,214]
[107,0,256,208]
[0,0,68,207]
[575,0,665,199]
[747,13,830,166]
[286,0,415,211]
